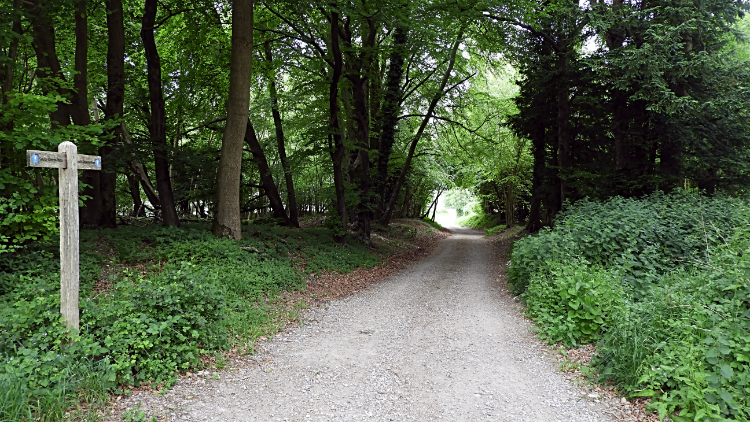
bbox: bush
[456,209,501,229]
[1,221,389,420]
[509,191,750,421]
[509,191,749,297]
[524,261,625,347]
[85,264,227,385]
[0,280,115,421]
[485,225,507,236]
[594,238,750,421]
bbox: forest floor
[101,225,657,422]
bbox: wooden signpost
[27,141,101,330]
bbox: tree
[142,0,180,227]
[213,0,254,239]
[263,40,299,227]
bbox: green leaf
[718,390,734,404]
[707,349,719,365]
[719,364,734,379]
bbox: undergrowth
[509,191,750,421]
[455,208,506,235]
[0,221,400,421]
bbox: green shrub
[0,279,115,421]
[509,192,749,297]
[456,210,501,229]
[85,264,227,385]
[1,221,388,420]
[510,192,750,420]
[595,240,750,422]
[485,225,507,236]
[508,228,575,295]
[524,261,625,347]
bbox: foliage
[508,191,747,297]
[511,192,750,420]
[85,265,227,386]
[0,92,108,254]
[0,277,114,421]
[443,189,475,217]
[0,221,391,421]
[435,64,532,227]
[596,234,750,421]
[456,207,501,230]
[493,0,750,231]
[485,225,507,236]
[524,261,625,347]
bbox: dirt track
[108,227,621,422]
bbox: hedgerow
[509,191,750,421]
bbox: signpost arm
[58,141,80,330]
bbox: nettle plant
[523,260,625,347]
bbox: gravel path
[112,227,621,422]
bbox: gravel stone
[107,227,619,422]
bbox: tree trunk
[340,14,377,243]
[73,0,105,227]
[381,27,464,225]
[328,8,347,244]
[122,122,161,207]
[659,34,692,191]
[213,0,254,239]
[1,0,20,101]
[263,41,299,227]
[556,45,571,207]
[504,181,515,227]
[526,129,546,233]
[28,0,72,128]
[71,0,90,127]
[2,0,21,168]
[244,119,295,226]
[375,25,409,219]
[142,0,180,227]
[126,173,145,217]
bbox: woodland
[1,0,750,421]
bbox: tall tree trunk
[142,0,180,227]
[213,0,254,238]
[660,34,692,191]
[244,119,294,226]
[1,0,21,168]
[381,27,464,225]
[342,14,376,244]
[375,25,409,218]
[504,181,515,227]
[526,127,546,232]
[263,41,299,227]
[328,8,347,244]
[73,0,104,227]
[1,0,20,102]
[126,173,145,217]
[556,40,572,207]
[71,0,90,127]
[28,0,72,128]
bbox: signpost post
[27,141,101,330]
